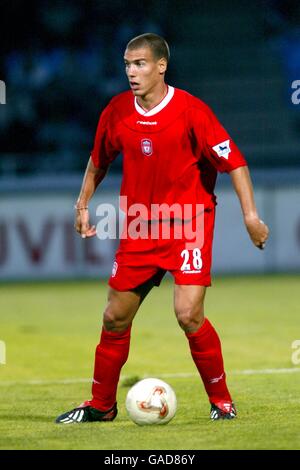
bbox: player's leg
[55,278,155,424]
[90,280,155,411]
[173,284,206,332]
[103,277,155,332]
[174,284,236,420]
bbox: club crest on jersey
[141,138,153,156]
[212,139,231,160]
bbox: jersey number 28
[180,248,202,271]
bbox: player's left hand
[244,215,269,250]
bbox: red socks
[185,318,232,404]
[89,318,231,411]
[90,325,131,411]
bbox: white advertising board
[0,187,299,280]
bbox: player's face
[124,47,166,97]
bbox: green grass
[0,275,300,450]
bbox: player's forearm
[229,166,259,221]
[76,157,107,207]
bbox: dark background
[1,0,300,178]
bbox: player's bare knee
[102,306,128,332]
[175,306,204,332]
[102,308,116,330]
[103,307,121,331]
[103,317,130,332]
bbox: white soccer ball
[125,377,177,425]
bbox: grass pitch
[0,275,299,450]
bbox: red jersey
[91,86,247,218]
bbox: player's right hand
[75,208,96,238]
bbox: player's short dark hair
[126,33,170,63]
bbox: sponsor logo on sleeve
[212,139,231,160]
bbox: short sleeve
[90,103,120,169]
[190,102,247,173]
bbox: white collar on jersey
[134,85,175,117]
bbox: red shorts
[108,208,215,291]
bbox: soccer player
[56,33,269,424]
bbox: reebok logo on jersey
[141,138,153,156]
[137,120,157,125]
[212,139,231,160]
